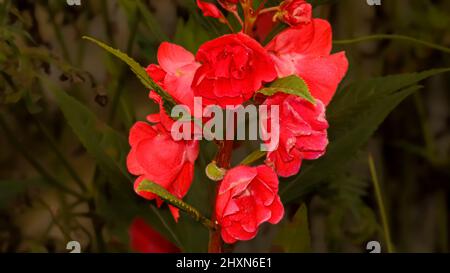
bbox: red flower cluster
[126,0,348,248]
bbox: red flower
[266,18,348,105]
[146,42,201,113]
[278,0,312,27]
[196,0,225,20]
[129,218,180,253]
[127,116,199,221]
[192,33,277,108]
[262,93,329,177]
[215,165,284,244]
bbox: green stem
[334,34,450,54]
[150,205,184,248]
[208,140,234,253]
[88,199,106,252]
[47,6,71,63]
[413,93,436,161]
[37,198,72,242]
[101,0,116,47]
[368,153,394,253]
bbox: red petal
[296,53,348,105]
[157,42,196,74]
[196,0,224,19]
[129,218,180,253]
[268,195,284,224]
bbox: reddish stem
[241,0,257,36]
[208,140,234,253]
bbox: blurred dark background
[0,0,449,252]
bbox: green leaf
[274,204,311,252]
[137,179,215,230]
[41,78,183,249]
[240,150,266,166]
[137,180,215,229]
[44,78,129,182]
[259,75,315,104]
[280,68,450,203]
[82,36,176,111]
[173,16,213,53]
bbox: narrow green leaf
[274,204,311,252]
[82,36,176,109]
[137,179,215,230]
[280,68,450,203]
[135,0,170,42]
[43,78,129,182]
[173,16,212,53]
[259,75,315,104]
[240,150,267,166]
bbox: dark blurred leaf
[309,0,341,7]
[274,204,311,252]
[43,78,184,249]
[0,178,46,208]
[46,79,129,181]
[135,0,169,42]
[281,68,450,203]
[173,16,212,53]
[326,201,378,250]
[83,36,176,112]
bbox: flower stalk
[208,140,234,253]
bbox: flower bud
[277,0,312,27]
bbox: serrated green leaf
[259,75,315,104]
[137,179,215,231]
[281,68,450,203]
[274,204,311,252]
[82,36,176,111]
